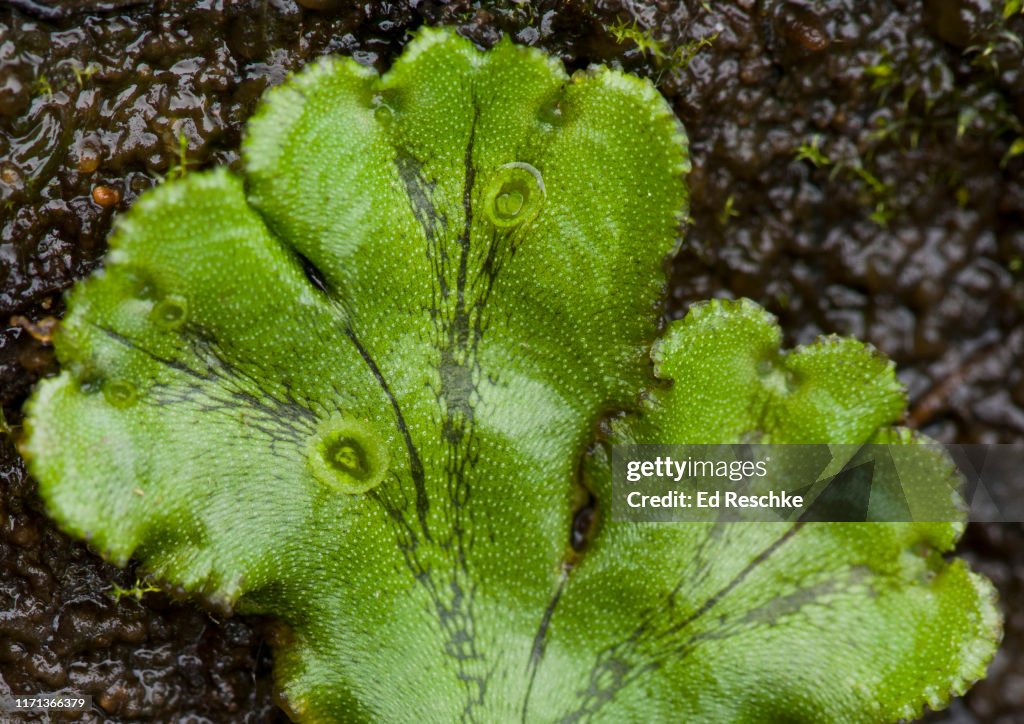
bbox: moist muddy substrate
[1,1,1023,720]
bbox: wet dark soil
[1,0,1022,721]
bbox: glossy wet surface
[1,1,1022,720]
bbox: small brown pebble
[78,148,101,174]
[92,185,121,207]
[1,164,20,185]
[774,2,830,52]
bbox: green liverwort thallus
[23,28,998,722]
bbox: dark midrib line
[569,522,806,721]
[94,322,315,431]
[394,153,441,249]
[187,331,317,424]
[521,572,568,723]
[446,105,488,720]
[91,323,209,382]
[281,248,431,537]
[342,323,431,540]
[658,521,805,641]
[454,109,478,320]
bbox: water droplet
[309,417,389,495]
[484,162,545,229]
[152,295,188,330]
[103,380,138,407]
